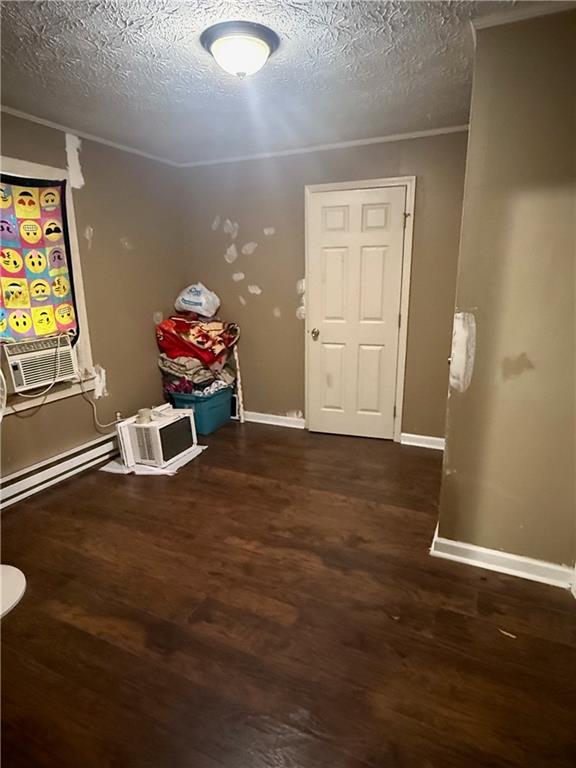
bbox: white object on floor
[100,444,206,476]
[116,404,198,468]
[1,565,26,618]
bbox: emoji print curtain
[0,175,78,343]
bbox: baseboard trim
[243,411,306,430]
[401,433,445,450]
[1,435,118,509]
[430,529,574,590]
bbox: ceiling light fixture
[200,21,279,79]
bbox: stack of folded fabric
[155,316,239,400]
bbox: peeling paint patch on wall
[120,237,134,251]
[223,219,239,239]
[224,244,238,264]
[247,284,262,295]
[93,364,108,399]
[65,133,85,189]
[211,215,221,231]
[232,271,245,282]
[273,307,281,318]
[449,311,476,392]
[263,227,275,236]
[238,295,247,306]
[84,225,94,250]
[296,277,306,320]
[241,242,258,255]
[501,353,535,381]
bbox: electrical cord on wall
[4,332,120,430]
[78,373,121,431]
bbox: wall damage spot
[247,284,262,295]
[120,237,134,251]
[263,227,275,236]
[224,244,238,264]
[223,219,239,239]
[83,225,94,250]
[238,295,247,306]
[232,271,245,282]
[153,310,163,325]
[241,242,258,256]
[501,353,535,381]
[449,311,476,392]
[65,133,85,189]
[273,307,281,318]
[286,409,303,419]
[296,278,306,320]
[211,215,221,231]
[93,364,108,399]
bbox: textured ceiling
[0,0,553,165]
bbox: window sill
[5,378,96,416]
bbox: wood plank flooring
[2,423,575,768]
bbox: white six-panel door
[306,185,407,439]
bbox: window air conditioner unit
[116,405,198,469]
[2,336,78,394]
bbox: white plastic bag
[175,282,220,317]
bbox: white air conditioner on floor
[2,336,78,393]
[117,405,198,469]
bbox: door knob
[311,328,320,340]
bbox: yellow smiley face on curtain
[32,306,57,335]
[20,220,42,244]
[1,248,23,273]
[25,249,47,273]
[2,277,30,308]
[8,309,32,334]
[52,275,70,298]
[30,278,51,301]
[14,187,40,218]
[40,188,60,211]
[43,218,63,243]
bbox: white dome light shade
[201,21,280,79]
[210,35,270,77]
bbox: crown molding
[179,125,469,168]
[0,106,180,166]
[473,2,576,30]
[1,106,468,169]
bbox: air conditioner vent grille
[2,336,78,393]
[20,350,75,385]
[135,428,154,462]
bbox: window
[0,158,94,414]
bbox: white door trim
[304,176,416,442]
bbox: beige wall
[1,114,187,474]
[180,131,468,436]
[1,117,467,474]
[438,12,576,564]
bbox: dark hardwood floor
[2,423,575,767]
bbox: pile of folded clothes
[156,315,240,399]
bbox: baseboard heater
[1,435,118,510]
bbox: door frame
[304,176,416,442]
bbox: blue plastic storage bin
[169,387,232,435]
